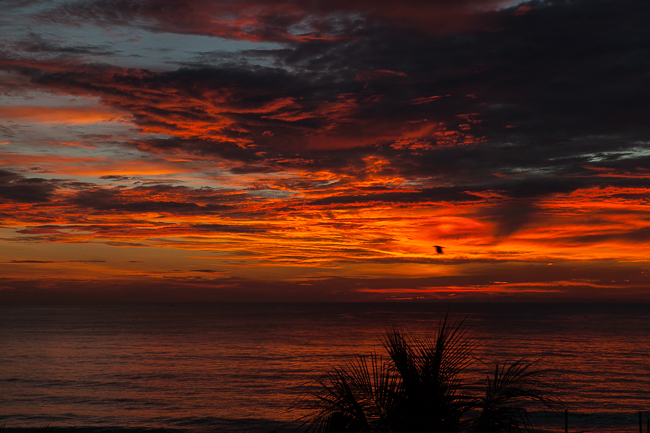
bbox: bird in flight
[434,245,444,254]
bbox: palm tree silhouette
[297,316,562,433]
[472,360,562,433]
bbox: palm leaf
[296,316,563,433]
[471,360,563,433]
[297,353,400,433]
[381,316,476,433]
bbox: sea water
[1,303,649,433]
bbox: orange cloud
[0,105,129,124]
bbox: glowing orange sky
[1,0,649,301]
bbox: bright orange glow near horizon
[1,0,649,302]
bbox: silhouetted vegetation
[296,317,562,433]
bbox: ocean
[1,303,649,433]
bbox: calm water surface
[1,303,649,433]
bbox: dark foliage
[297,317,562,433]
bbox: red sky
[1,0,649,302]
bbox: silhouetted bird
[434,245,444,254]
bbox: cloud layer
[1,0,649,301]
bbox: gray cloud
[0,170,58,203]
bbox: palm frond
[296,317,563,433]
[472,360,563,433]
[297,353,400,433]
[380,316,476,433]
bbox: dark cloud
[98,200,203,212]
[100,175,133,181]
[16,225,71,234]
[70,185,236,214]
[130,137,259,163]
[191,223,269,234]
[0,170,58,203]
[16,33,117,56]
[480,201,540,239]
[37,0,506,43]
[310,186,482,206]
[5,0,649,201]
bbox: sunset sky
[1,0,649,302]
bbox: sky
[1,0,649,302]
